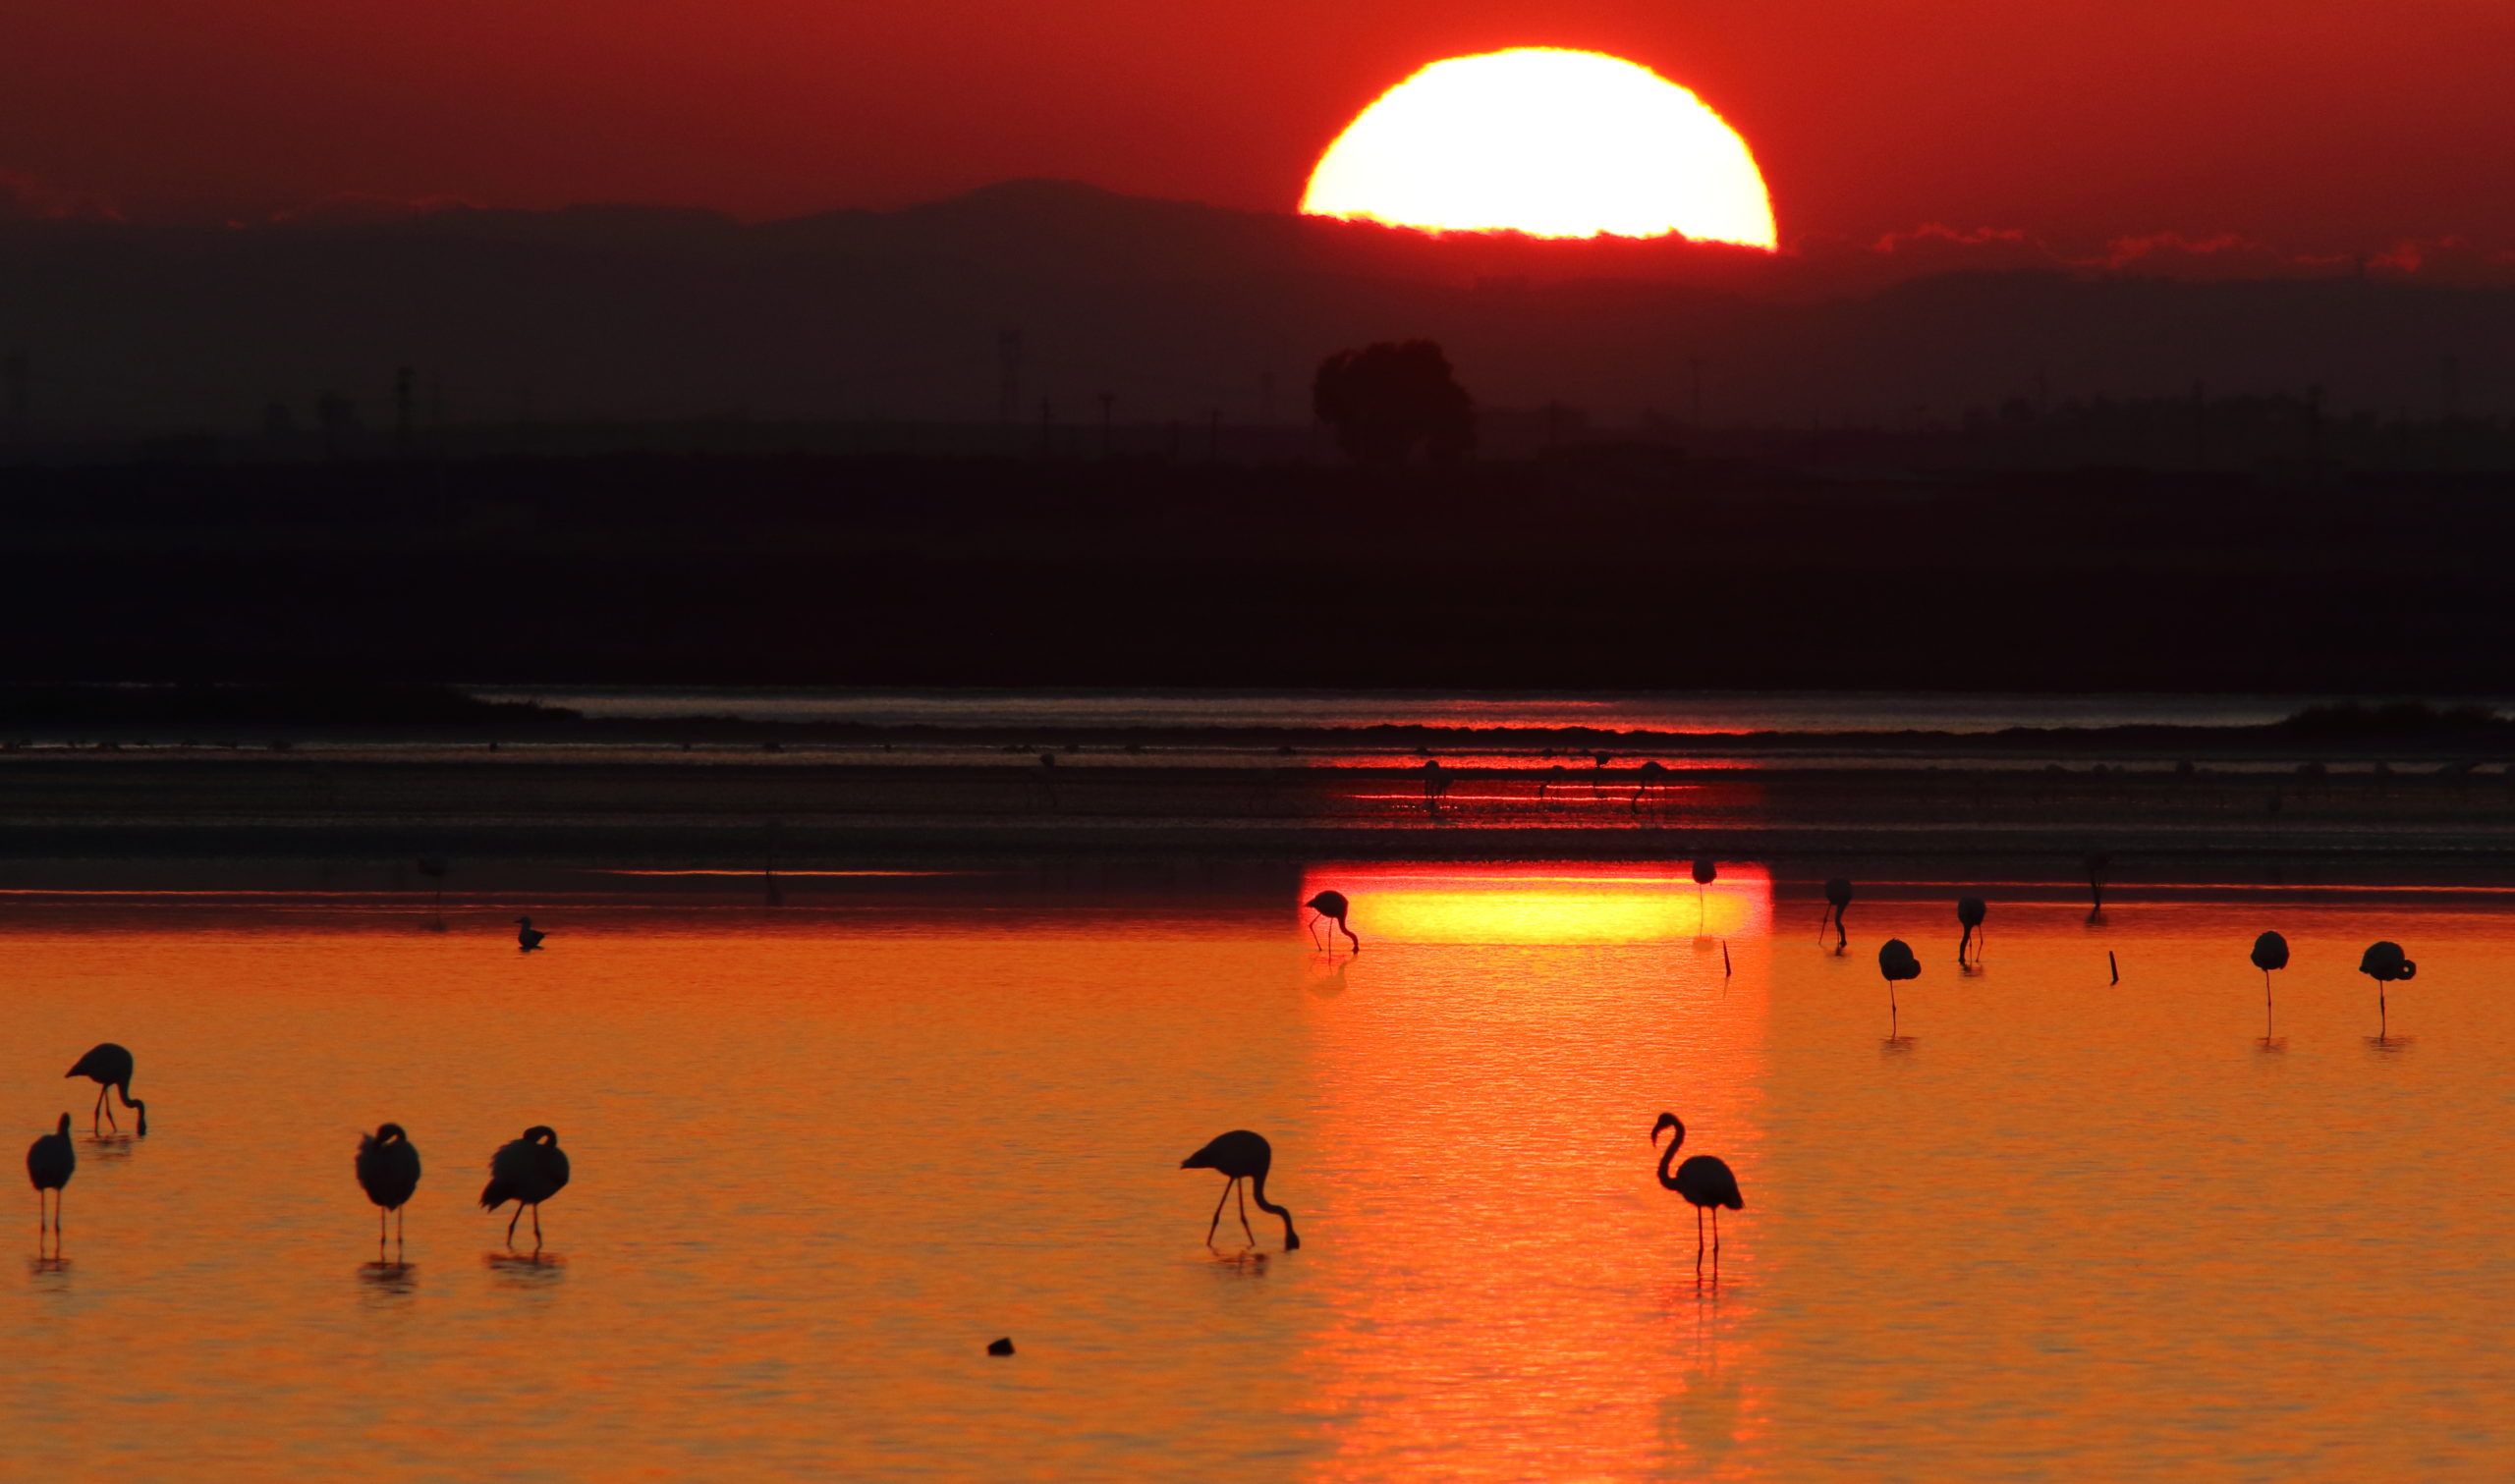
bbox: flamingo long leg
[1713,1206,1722,1255]
[532,1204,543,1246]
[1205,1180,1233,1244]
[506,1206,524,1244]
[1694,1206,1705,1266]
[1235,1182,1256,1245]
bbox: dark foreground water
[8,865,2512,1479]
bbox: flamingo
[2085,852,2111,921]
[1651,1112,1742,1266]
[1692,858,1717,929]
[1820,878,1853,951]
[1633,759,1667,813]
[356,1124,422,1252]
[1879,939,1921,1035]
[1180,1129,1301,1250]
[27,1114,73,1235]
[515,916,546,952]
[480,1126,571,1247]
[66,1043,147,1136]
[2359,941,2416,1040]
[2252,931,2290,1035]
[1956,897,1986,966]
[1305,891,1360,954]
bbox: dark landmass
[0,454,2511,693]
[1,181,2511,439]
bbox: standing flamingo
[66,1043,148,1136]
[1692,858,1717,930]
[2359,941,2416,1041]
[2251,931,2290,1036]
[479,1126,571,1247]
[514,916,546,952]
[1180,1129,1301,1250]
[1633,759,1667,813]
[1820,878,1853,951]
[1956,897,1987,966]
[27,1114,73,1237]
[1305,891,1360,954]
[356,1124,422,1253]
[1652,1112,1743,1267]
[1879,939,1921,1036]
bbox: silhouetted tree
[1313,340,1475,466]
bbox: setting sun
[1301,48,1778,247]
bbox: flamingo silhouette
[515,916,546,952]
[480,1126,571,1247]
[2251,931,2290,1036]
[1878,939,1921,1037]
[1305,891,1360,954]
[1956,897,1986,966]
[1180,1129,1300,1250]
[27,1114,73,1237]
[2085,853,2111,922]
[66,1043,147,1136]
[1820,878,1853,951]
[1692,858,1717,929]
[2359,941,2416,1041]
[1633,759,1667,813]
[356,1124,422,1253]
[1652,1112,1742,1267]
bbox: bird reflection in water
[1305,957,1351,1000]
[484,1249,567,1286]
[358,1260,419,1296]
[28,1252,70,1279]
[79,1133,140,1165]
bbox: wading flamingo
[1652,1112,1742,1267]
[1957,897,1987,966]
[480,1127,571,1247]
[2251,931,2290,1036]
[356,1124,422,1252]
[1305,891,1360,954]
[2359,941,2415,1041]
[1820,878,1853,951]
[1180,1129,1301,1250]
[66,1044,147,1136]
[27,1115,73,1236]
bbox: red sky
[8,0,2510,250]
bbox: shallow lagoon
[8,865,2512,1480]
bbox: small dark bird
[1956,897,1987,966]
[986,1338,1015,1356]
[479,1126,571,1247]
[1652,1112,1742,1266]
[1879,939,1921,1034]
[66,1043,147,1136]
[2252,931,2290,1034]
[356,1123,422,1251]
[2359,940,2416,1040]
[1305,890,1360,954]
[515,916,546,952]
[27,1114,74,1234]
[1820,878,1853,951]
[1180,1129,1300,1250]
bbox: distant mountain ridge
[0,179,2506,436]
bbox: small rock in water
[986,1337,1015,1356]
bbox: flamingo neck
[1249,1170,1301,1249]
[1655,1125,1687,1190]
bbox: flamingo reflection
[1652,1112,1742,1269]
[66,1043,148,1136]
[1180,1129,1301,1251]
[1305,891,1360,954]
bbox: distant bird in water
[2252,931,2290,1035]
[515,916,546,952]
[1180,1129,1301,1250]
[1305,890,1360,954]
[2085,852,2112,922]
[1820,878,1854,952]
[2359,941,2416,1041]
[480,1126,571,1247]
[1652,1112,1742,1267]
[1421,759,1449,813]
[27,1114,73,1236]
[1879,939,1921,1036]
[66,1043,147,1136]
[416,856,449,928]
[1692,858,1717,929]
[1633,759,1667,813]
[356,1124,421,1253]
[1956,897,1987,966]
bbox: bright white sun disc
[1301,48,1777,248]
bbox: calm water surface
[8,867,2514,1479]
